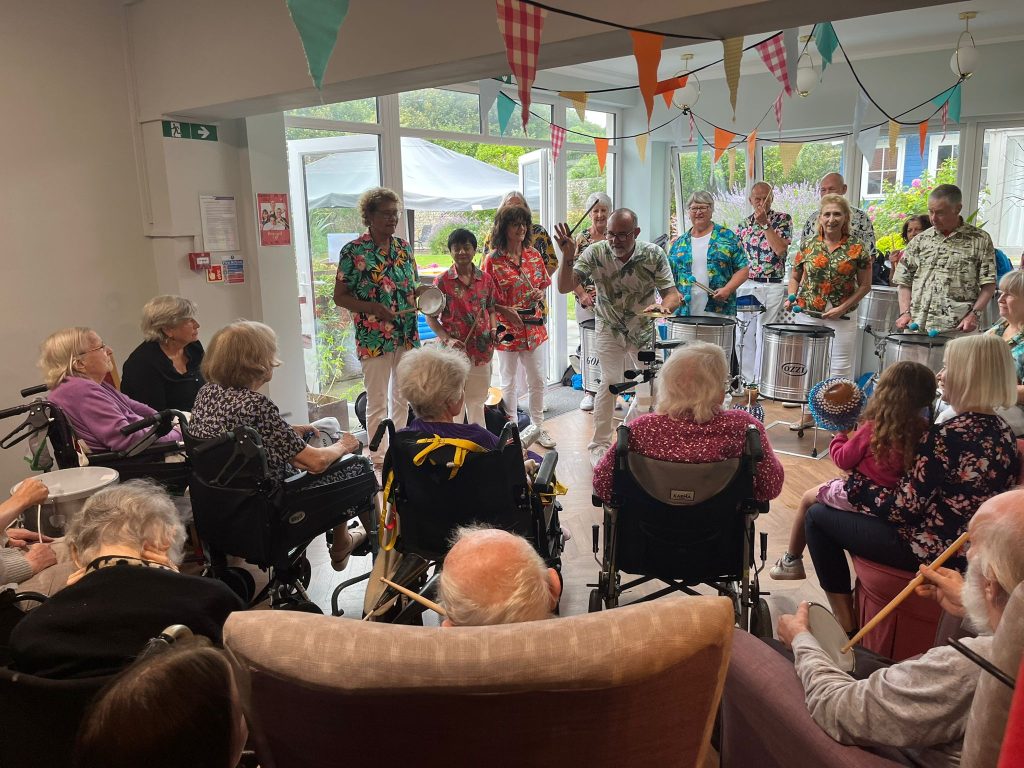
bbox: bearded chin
[962,563,992,634]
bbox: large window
[760,139,844,232]
[979,126,1024,259]
[861,139,905,198]
[287,97,377,124]
[400,88,481,133]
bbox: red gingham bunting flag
[688,111,695,142]
[495,0,546,129]
[774,91,784,137]
[755,34,792,96]
[940,101,949,139]
[550,124,566,162]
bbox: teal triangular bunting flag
[814,23,838,72]
[931,85,957,109]
[286,0,351,90]
[947,85,962,124]
[497,92,515,135]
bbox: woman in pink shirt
[771,361,936,580]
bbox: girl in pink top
[771,361,937,580]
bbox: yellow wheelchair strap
[411,436,487,480]
[379,469,399,551]
[538,479,569,506]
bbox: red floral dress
[433,265,498,366]
[483,247,550,352]
[793,236,870,317]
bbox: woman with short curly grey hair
[9,480,244,679]
[121,295,204,412]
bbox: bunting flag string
[747,130,758,178]
[755,34,792,96]
[558,90,588,121]
[479,78,502,116]
[550,123,566,162]
[722,36,744,120]
[285,0,351,91]
[495,0,546,128]
[713,127,737,163]
[727,148,738,188]
[635,134,648,163]
[631,31,664,127]
[855,124,882,162]
[594,137,609,172]
[656,75,687,109]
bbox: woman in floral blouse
[804,334,1019,633]
[785,194,873,380]
[987,270,1024,433]
[482,205,556,449]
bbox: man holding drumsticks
[775,490,1024,766]
[553,208,681,465]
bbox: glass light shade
[950,43,978,78]
[796,64,817,98]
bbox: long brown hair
[860,361,936,470]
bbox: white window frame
[927,132,960,178]
[860,137,906,201]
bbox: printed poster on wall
[199,195,239,252]
[223,259,245,284]
[257,193,291,246]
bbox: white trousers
[361,350,410,463]
[735,280,787,386]
[591,327,640,451]
[795,313,859,380]
[464,361,492,427]
[497,348,545,428]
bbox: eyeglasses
[688,205,712,213]
[607,230,635,240]
[77,341,108,357]
[374,209,402,220]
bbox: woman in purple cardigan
[39,327,181,453]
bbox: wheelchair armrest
[87,441,185,465]
[744,424,764,463]
[535,450,557,489]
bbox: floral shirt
[667,223,748,316]
[846,412,1018,568]
[988,319,1024,384]
[574,228,600,300]
[336,233,420,360]
[893,221,997,332]
[574,240,675,349]
[483,247,550,352]
[484,224,556,273]
[433,265,498,366]
[793,236,870,316]
[736,210,793,279]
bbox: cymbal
[641,310,673,318]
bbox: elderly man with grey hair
[438,525,561,626]
[775,488,1024,767]
[894,183,997,334]
[798,173,877,263]
[10,480,244,679]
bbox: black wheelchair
[589,423,772,637]
[182,418,379,612]
[343,418,563,623]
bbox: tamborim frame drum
[883,332,949,374]
[666,315,736,359]
[416,286,446,317]
[808,602,856,673]
[759,323,834,403]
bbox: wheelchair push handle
[20,384,48,398]
[0,403,33,422]
[120,409,187,437]
[369,419,395,453]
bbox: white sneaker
[579,393,595,411]
[769,554,806,580]
[537,429,556,449]
[589,445,609,467]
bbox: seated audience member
[9,481,244,679]
[806,334,1019,633]
[40,327,182,452]
[437,525,561,626]
[189,321,366,570]
[0,477,57,585]
[777,489,1024,767]
[592,341,784,502]
[120,295,204,412]
[74,637,248,768]
[986,269,1024,434]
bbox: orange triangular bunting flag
[656,74,687,108]
[635,134,648,163]
[630,31,663,127]
[713,127,736,163]
[661,89,675,109]
[559,90,588,122]
[779,142,803,174]
[889,120,900,157]
[919,120,928,158]
[594,137,609,172]
[747,130,758,178]
[723,36,744,120]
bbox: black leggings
[804,503,920,594]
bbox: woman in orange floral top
[785,194,873,380]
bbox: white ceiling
[540,0,1024,86]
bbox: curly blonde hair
[860,361,936,470]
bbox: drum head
[667,314,736,327]
[764,322,835,338]
[885,331,949,347]
[807,603,855,673]
[417,286,446,316]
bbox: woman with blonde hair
[592,341,783,502]
[806,333,1020,633]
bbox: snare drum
[808,602,856,673]
[759,323,834,402]
[666,314,736,359]
[580,319,600,393]
[857,286,900,332]
[417,285,446,317]
[883,332,949,373]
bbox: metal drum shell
[666,314,736,359]
[580,319,600,394]
[883,332,950,374]
[857,286,900,332]
[759,323,834,403]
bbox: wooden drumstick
[841,531,969,654]
[380,577,447,616]
[568,198,600,236]
[688,277,716,297]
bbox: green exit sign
[161,120,218,142]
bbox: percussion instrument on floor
[882,332,950,374]
[13,466,119,537]
[579,319,601,394]
[808,602,856,673]
[857,286,900,333]
[665,314,736,359]
[758,323,834,403]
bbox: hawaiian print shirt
[434,265,498,366]
[736,209,793,279]
[801,205,877,261]
[483,247,550,352]
[667,223,748,316]
[574,228,600,301]
[336,233,420,360]
[574,240,675,349]
[793,236,870,317]
[893,220,996,332]
[483,224,556,273]
[988,319,1024,384]
[846,412,1018,568]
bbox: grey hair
[66,480,186,567]
[500,190,529,211]
[438,524,554,626]
[971,491,1024,607]
[686,190,715,214]
[1000,270,1024,300]
[396,345,471,421]
[584,191,612,212]
[655,341,728,423]
[930,183,963,206]
[609,207,639,228]
[141,295,198,342]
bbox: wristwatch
[971,308,982,319]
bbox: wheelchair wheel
[219,567,256,604]
[588,589,603,613]
[281,598,323,614]
[748,597,772,639]
[297,556,312,589]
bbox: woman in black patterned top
[189,321,366,569]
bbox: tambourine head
[417,286,446,317]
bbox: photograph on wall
[257,192,291,246]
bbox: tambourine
[416,286,446,317]
[807,602,855,673]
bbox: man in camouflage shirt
[894,184,996,334]
[554,209,681,463]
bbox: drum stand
[733,306,764,393]
[765,407,827,460]
[862,325,890,393]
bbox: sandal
[330,525,368,572]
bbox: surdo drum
[758,323,834,403]
[857,286,900,333]
[665,315,736,359]
[882,332,949,374]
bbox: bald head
[438,526,560,626]
[819,173,847,198]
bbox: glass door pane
[761,140,845,235]
[979,126,1024,261]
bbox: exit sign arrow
[189,123,218,141]
[160,120,218,142]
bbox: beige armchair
[224,596,734,768]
